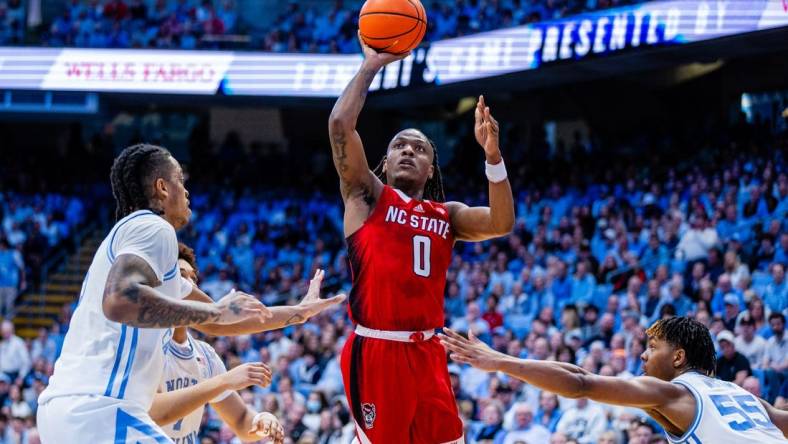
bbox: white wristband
[485,159,507,183]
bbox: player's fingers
[247,365,267,375]
[325,293,347,305]
[443,328,467,341]
[468,328,481,343]
[479,95,485,109]
[450,353,474,364]
[249,422,260,434]
[440,338,466,354]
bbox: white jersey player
[666,371,785,443]
[37,145,273,444]
[37,144,344,444]
[440,316,788,443]
[155,331,283,444]
[148,245,283,444]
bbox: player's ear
[673,348,686,369]
[153,177,168,201]
[382,156,388,174]
[428,163,434,180]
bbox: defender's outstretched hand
[293,269,346,324]
[473,95,501,162]
[439,328,509,372]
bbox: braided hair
[372,136,446,202]
[109,144,174,221]
[645,316,717,376]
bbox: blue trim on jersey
[668,380,704,443]
[689,432,703,444]
[117,327,139,399]
[166,339,195,360]
[107,210,156,262]
[162,263,178,281]
[104,324,128,397]
[114,408,170,443]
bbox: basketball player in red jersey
[328,35,515,444]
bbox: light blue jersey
[38,210,194,444]
[667,372,785,444]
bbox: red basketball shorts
[340,330,464,444]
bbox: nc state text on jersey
[384,206,451,239]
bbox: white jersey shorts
[37,394,172,444]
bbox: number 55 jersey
[346,185,454,332]
[668,371,785,444]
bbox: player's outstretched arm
[103,254,271,328]
[439,328,686,408]
[191,269,345,336]
[446,96,514,242]
[759,398,788,437]
[149,362,271,427]
[213,393,284,444]
[328,33,405,207]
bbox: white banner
[41,49,234,94]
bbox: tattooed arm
[102,254,269,328]
[328,34,410,236]
[192,270,346,336]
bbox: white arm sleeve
[179,276,194,299]
[112,217,178,283]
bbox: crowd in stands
[0,0,650,51]
[1,119,786,443]
[0,193,86,319]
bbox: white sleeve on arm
[112,217,178,283]
[179,276,194,299]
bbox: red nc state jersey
[346,185,454,331]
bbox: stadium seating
[0,0,652,52]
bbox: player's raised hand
[249,412,284,444]
[220,362,272,391]
[473,95,501,161]
[214,290,273,325]
[358,31,411,69]
[295,269,347,323]
[438,328,508,372]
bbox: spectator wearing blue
[551,260,572,306]
[534,390,562,433]
[763,263,787,314]
[569,260,596,307]
[652,280,693,322]
[717,204,744,243]
[450,301,491,343]
[711,273,743,314]
[494,402,550,444]
[722,293,743,332]
[639,233,669,277]
[530,271,554,315]
[775,233,788,264]
[0,238,23,318]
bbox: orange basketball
[359,0,427,55]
